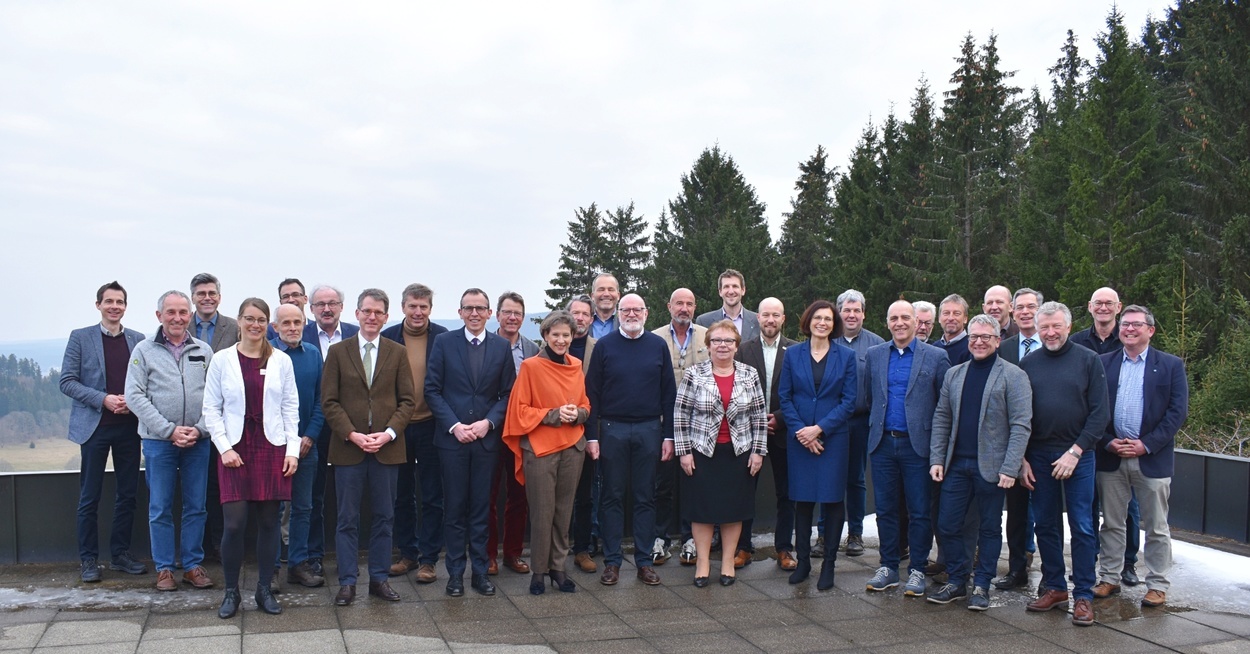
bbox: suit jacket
[1096,347,1188,478]
[203,314,239,352]
[777,341,858,440]
[930,357,1033,482]
[321,335,416,466]
[305,321,360,350]
[696,308,761,343]
[60,324,146,444]
[864,339,951,458]
[424,328,516,452]
[736,335,797,436]
[380,322,449,359]
[999,332,1042,366]
[653,323,709,386]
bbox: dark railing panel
[1203,454,1250,542]
[1171,451,1206,533]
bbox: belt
[887,430,909,438]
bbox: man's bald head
[274,303,307,347]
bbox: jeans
[870,435,932,574]
[844,414,870,536]
[1029,449,1097,600]
[334,454,398,585]
[393,419,441,563]
[143,438,210,572]
[937,457,1006,589]
[598,418,661,568]
[572,453,599,554]
[308,434,331,560]
[285,445,318,567]
[78,423,142,562]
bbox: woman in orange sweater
[503,310,591,595]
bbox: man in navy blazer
[60,281,149,582]
[1093,305,1187,608]
[863,301,950,596]
[425,288,516,597]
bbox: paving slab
[138,634,241,654]
[341,629,449,654]
[242,629,345,654]
[0,623,44,651]
[37,619,141,647]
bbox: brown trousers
[521,438,586,574]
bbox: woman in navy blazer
[778,300,857,590]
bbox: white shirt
[463,328,486,344]
[761,336,780,401]
[356,333,396,440]
[319,323,344,359]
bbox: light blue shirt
[1018,333,1040,361]
[591,314,616,340]
[195,313,218,345]
[1113,346,1149,449]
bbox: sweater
[584,330,677,441]
[502,350,590,484]
[1019,339,1109,453]
[954,351,995,460]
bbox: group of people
[61,269,1186,626]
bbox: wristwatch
[1066,446,1081,459]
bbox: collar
[272,338,307,352]
[619,327,644,340]
[893,339,915,355]
[593,312,615,324]
[196,313,218,326]
[154,327,191,347]
[99,323,125,337]
[465,328,487,343]
[357,333,381,350]
[721,306,743,321]
[761,334,781,348]
[939,331,967,345]
[669,323,693,346]
[496,328,522,347]
[1123,346,1150,364]
[319,323,342,340]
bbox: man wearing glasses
[266,278,313,340]
[189,273,237,565]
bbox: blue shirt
[271,337,324,439]
[195,313,218,345]
[591,313,617,340]
[885,340,914,433]
[1113,346,1148,448]
[1018,333,1040,361]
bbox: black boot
[218,588,241,619]
[817,537,837,591]
[255,581,282,615]
[789,508,812,585]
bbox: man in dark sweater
[585,293,677,587]
[1019,302,1109,627]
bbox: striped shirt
[1113,347,1148,443]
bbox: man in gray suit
[190,272,238,563]
[60,281,149,582]
[864,301,951,596]
[926,314,1032,608]
[695,269,760,343]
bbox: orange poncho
[502,353,591,485]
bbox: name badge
[260,369,267,375]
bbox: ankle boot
[817,519,838,590]
[789,511,812,585]
[256,581,282,615]
[218,588,241,619]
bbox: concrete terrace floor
[1,534,1249,654]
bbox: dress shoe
[1121,566,1141,587]
[109,552,148,575]
[389,557,417,577]
[637,566,661,586]
[845,534,865,557]
[1071,598,1094,626]
[993,569,1028,590]
[256,582,283,615]
[504,557,531,574]
[1142,589,1166,607]
[81,558,101,583]
[1092,582,1121,598]
[693,576,710,588]
[369,580,401,601]
[335,585,356,606]
[719,574,735,587]
[549,570,576,593]
[155,569,177,592]
[415,563,437,584]
[218,588,241,618]
[446,577,464,597]
[600,564,620,586]
[288,561,325,588]
[733,550,752,569]
[182,566,214,589]
[487,559,499,576]
[777,551,798,571]
[1027,589,1070,612]
[471,574,496,596]
[575,552,598,573]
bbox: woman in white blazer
[202,298,300,619]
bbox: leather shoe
[256,582,282,615]
[368,580,401,601]
[389,557,417,577]
[845,534,865,557]
[693,576,709,588]
[471,574,496,596]
[1027,589,1070,612]
[446,577,464,597]
[504,557,531,574]
[575,552,597,573]
[1071,598,1094,626]
[109,552,148,575]
[993,569,1028,590]
[287,561,325,588]
[600,564,620,586]
[335,585,356,606]
[218,588,241,619]
[1092,582,1121,598]
[637,566,661,586]
[777,551,798,571]
[182,566,214,589]
[1142,589,1166,607]
[487,559,499,576]
[719,574,735,587]
[1121,566,1141,587]
[415,563,437,584]
[733,550,752,569]
[156,569,177,592]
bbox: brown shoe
[182,566,214,589]
[155,569,177,592]
[1092,582,1121,598]
[388,557,417,577]
[1072,598,1094,626]
[487,559,499,576]
[415,563,437,584]
[1142,589,1167,607]
[600,564,620,586]
[1027,589,1070,612]
[637,566,661,586]
[504,557,530,574]
[733,549,752,569]
[287,561,325,588]
[575,552,597,573]
[777,551,798,571]
[334,585,356,606]
[368,580,401,601]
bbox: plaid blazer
[673,360,768,458]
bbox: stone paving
[1,539,1249,653]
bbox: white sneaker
[650,537,671,565]
[679,538,697,565]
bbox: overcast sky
[0,0,1172,342]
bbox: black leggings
[796,501,844,555]
[221,500,280,590]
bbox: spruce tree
[546,203,606,310]
[778,146,837,328]
[600,202,651,295]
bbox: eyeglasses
[240,316,268,325]
[280,292,306,301]
[193,291,219,299]
[709,338,736,346]
[1121,321,1151,329]
[968,334,999,343]
[311,301,342,309]
[498,310,524,319]
[460,305,490,314]
[1014,303,1039,312]
[916,320,934,328]
[358,309,386,318]
[1091,300,1119,308]
[619,307,645,315]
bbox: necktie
[471,337,480,346]
[1022,338,1035,357]
[197,322,205,341]
[363,342,375,387]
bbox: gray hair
[1036,301,1072,326]
[357,288,390,312]
[401,283,433,304]
[540,310,577,337]
[1122,304,1156,327]
[912,301,936,315]
[836,289,866,311]
[940,293,969,315]
[189,272,219,292]
[157,290,192,312]
[968,314,1001,333]
[565,294,593,312]
[310,284,345,303]
[1013,287,1044,305]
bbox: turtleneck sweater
[403,322,432,422]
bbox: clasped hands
[1108,437,1146,459]
[794,426,824,454]
[349,430,393,452]
[451,420,491,444]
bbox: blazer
[653,323,709,386]
[864,339,951,458]
[736,335,797,435]
[424,328,516,452]
[1096,347,1189,478]
[321,335,416,466]
[305,321,360,350]
[203,314,240,353]
[777,341,858,440]
[999,332,1042,366]
[380,321,449,358]
[60,324,146,444]
[673,360,768,458]
[930,357,1033,482]
[696,308,761,343]
[202,345,301,457]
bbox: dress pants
[571,453,598,554]
[440,440,496,578]
[870,435,932,574]
[1029,449,1097,600]
[308,435,331,561]
[1004,483,1033,573]
[522,444,585,574]
[334,453,398,586]
[598,418,661,568]
[1096,458,1172,591]
[77,423,142,562]
[488,444,528,562]
[844,414,870,537]
[393,419,441,563]
[740,430,794,553]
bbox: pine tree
[777,145,837,328]
[600,202,650,295]
[546,203,606,310]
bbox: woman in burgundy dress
[203,298,300,618]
